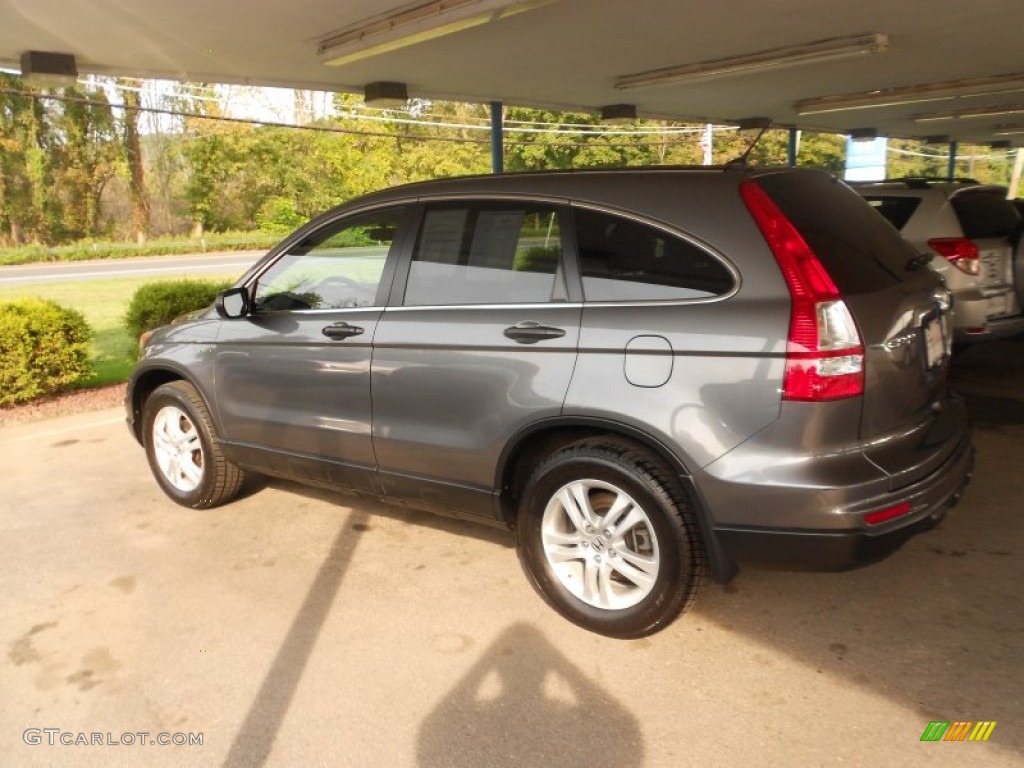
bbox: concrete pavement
[1,343,1022,767]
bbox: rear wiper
[905,252,934,271]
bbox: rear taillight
[927,237,979,275]
[740,180,865,402]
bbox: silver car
[127,167,974,638]
[854,178,1024,344]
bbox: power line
[0,87,706,149]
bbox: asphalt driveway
[1,340,1022,767]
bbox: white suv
[854,178,1024,344]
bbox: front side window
[574,208,734,302]
[404,203,563,306]
[253,209,402,311]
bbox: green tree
[50,82,120,240]
[120,81,150,242]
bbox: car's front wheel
[516,438,706,638]
[143,380,245,509]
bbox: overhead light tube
[794,72,1024,116]
[913,104,1024,123]
[319,0,557,67]
[614,33,888,90]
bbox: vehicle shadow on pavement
[417,622,644,767]
[221,508,369,768]
[264,478,516,549]
[695,340,1024,757]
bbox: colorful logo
[920,721,997,742]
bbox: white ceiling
[2,0,1022,145]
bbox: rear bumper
[951,288,1024,343]
[712,436,974,571]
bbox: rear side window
[573,208,733,301]
[862,196,921,230]
[951,189,1021,239]
[404,203,564,306]
[756,173,919,294]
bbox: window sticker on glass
[469,212,525,269]
[417,209,468,264]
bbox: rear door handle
[322,322,365,340]
[503,321,566,344]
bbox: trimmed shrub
[124,279,233,338]
[0,299,92,406]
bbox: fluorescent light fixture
[19,50,78,86]
[848,127,879,142]
[319,0,557,67]
[363,81,409,107]
[912,104,1024,123]
[599,104,637,124]
[794,72,1024,115]
[993,123,1024,137]
[614,33,887,90]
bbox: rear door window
[572,208,733,301]
[404,202,564,306]
[756,173,919,294]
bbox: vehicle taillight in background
[927,237,980,275]
[740,180,865,402]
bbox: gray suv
[127,167,974,638]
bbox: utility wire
[0,87,706,149]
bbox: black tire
[516,437,707,638]
[142,380,245,509]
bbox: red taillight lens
[864,502,912,526]
[927,237,979,275]
[740,180,864,401]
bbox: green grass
[0,231,281,266]
[0,272,240,391]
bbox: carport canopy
[1,0,1023,147]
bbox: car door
[371,198,581,518]
[214,206,408,493]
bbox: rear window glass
[755,173,919,294]
[861,196,921,230]
[573,208,733,302]
[951,190,1021,239]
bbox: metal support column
[787,128,798,167]
[947,141,958,180]
[490,101,503,174]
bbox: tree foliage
[0,74,1018,250]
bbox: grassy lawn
[0,273,239,390]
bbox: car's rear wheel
[143,381,245,509]
[516,438,706,638]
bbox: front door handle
[322,322,365,340]
[503,321,566,344]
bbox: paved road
[1,340,1022,767]
[0,251,266,286]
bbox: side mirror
[215,287,250,319]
